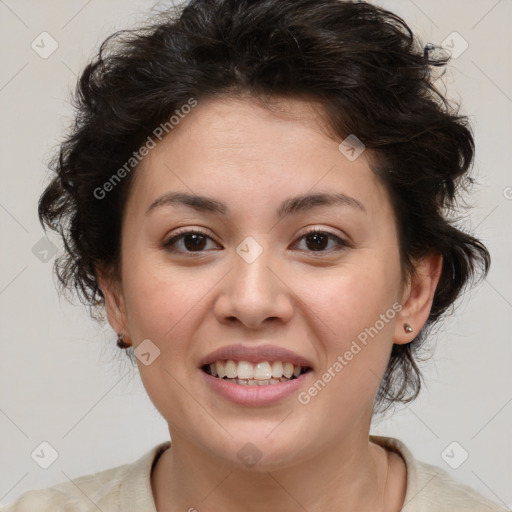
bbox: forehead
[124,95,392,223]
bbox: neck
[151,430,392,512]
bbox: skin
[98,96,442,512]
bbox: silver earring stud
[404,323,413,333]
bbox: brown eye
[305,232,329,251]
[163,230,220,253]
[181,233,208,251]
[294,230,349,253]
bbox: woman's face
[101,96,437,470]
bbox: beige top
[3,435,509,511]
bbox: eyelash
[162,227,351,255]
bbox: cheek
[122,262,213,345]
[298,252,400,335]
[292,258,400,421]
[291,250,401,399]
[120,265,212,416]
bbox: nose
[212,248,294,330]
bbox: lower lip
[200,369,313,406]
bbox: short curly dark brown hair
[38,0,490,416]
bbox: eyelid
[167,226,216,240]
[296,225,348,240]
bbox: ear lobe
[96,265,128,336]
[393,252,443,345]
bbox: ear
[393,251,443,344]
[96,265,129,338]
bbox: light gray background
[1,0,511,508]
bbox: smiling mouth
[201,360,312,386]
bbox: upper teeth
[208,360,303,380]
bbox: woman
[4,0,508,510]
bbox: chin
[210,428,310,472]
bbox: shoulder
[370,435,510,512]
[2,464,129,512]
[2,442,170,512]
[411,457,509,511]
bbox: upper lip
[199,344,314,369]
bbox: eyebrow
[145,191,366,218]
